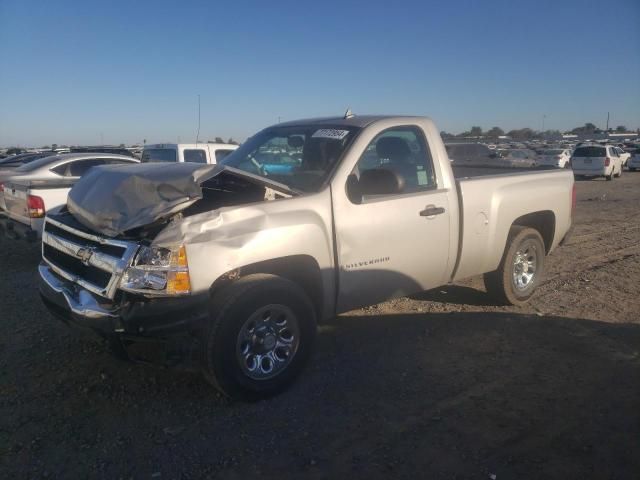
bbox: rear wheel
[484,226,545,306]
[202,274,317,400]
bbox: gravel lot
[1,172,639,479]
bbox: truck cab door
[332,125,452,313]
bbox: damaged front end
[38,162,295,362]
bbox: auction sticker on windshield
[312,129,350,140]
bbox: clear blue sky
[1,0,638,147]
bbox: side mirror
[346,174,361,204]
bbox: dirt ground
[1,172,639,479]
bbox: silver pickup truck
[38,115,574,398]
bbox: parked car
[571,145,623,180]
[38,115,574,398]
[613,147,631,168]
[537,149,572,168]
[627,149,640,171]
[0,153,138,240]
[499,149,538,167]
[141,143,238,164]
[444,143,498,164]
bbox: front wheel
[202,274,317,400]
[484,226,545,306]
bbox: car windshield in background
[222,125,360,192]
[574,146,606,157]
[540,149,563,155]
[141,149,177,162]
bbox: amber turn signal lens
[166,271,191,295]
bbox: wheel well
[512,211,555,253]
[209,255,324,319]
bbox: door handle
[419,206,445,217]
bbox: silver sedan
[0,153,139,208]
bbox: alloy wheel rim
[512,240,538,291]
[236,304,300,380]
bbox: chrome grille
[41,216,139,299]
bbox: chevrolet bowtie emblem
[76,247,94,266]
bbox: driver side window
[353,126,436,194]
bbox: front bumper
[0,213,38,241]
[38,262,209,339]
[572,168,606,177]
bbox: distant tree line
[209,137,239,145]
[441,123,638,140]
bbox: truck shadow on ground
[410,284,499,306]
[6,307,639,479]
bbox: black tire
[202,274,316,400]
[606,172,613,181]
[484,226,545,306]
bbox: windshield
[222,125,360,192]
[141,148,177,163]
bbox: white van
[141,143,238,164]
[571,145,623,181]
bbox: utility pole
[542,114,546,133]
[196,94,201,144]
[606,112,610,132]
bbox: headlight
[121,245,191,295]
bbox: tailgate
[2,181,32,224]
[572,156,603,169]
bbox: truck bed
[452,164,558,179]
[451,166,573,282]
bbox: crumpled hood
[67,162,223,237]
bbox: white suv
[571,145,623,181]
[141,143,238,164]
